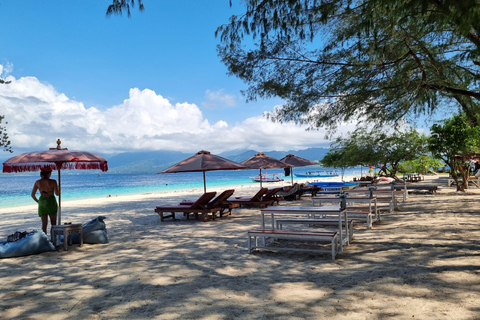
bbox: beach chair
[297,183,321,198]
[155,192,217,222]
[229,188,272,208]
[179,189,238,218]
[275,183,301,200]
[263,187,283,205]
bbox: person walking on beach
[31,169,59,234]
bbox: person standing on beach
[31,169,59,234]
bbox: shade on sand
[158,150,248,192]
[279,153,318,184]
[2,139,108,224]
[240,152,291,188]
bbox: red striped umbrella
[2,139,108,224]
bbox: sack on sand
[0,230,55,258]
[72,216,109,244]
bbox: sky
[0,0,359,158]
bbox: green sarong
[38,196,58,216]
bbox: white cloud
[0,73,353,155]
[202,89,236,109]
[0,62,13,77]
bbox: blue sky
[0,1,358,157]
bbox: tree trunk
[449,158,465,192]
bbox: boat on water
[307,181,358,191]
[250,174,284,183]
[294,170,339,178]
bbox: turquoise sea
[0,167,364,208]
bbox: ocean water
[0,167,366,208]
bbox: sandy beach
[1,175,480,319]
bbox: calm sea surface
[0,167,364,208]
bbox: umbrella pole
[291,167,294,185]
[259,169,262,188]
[58,169,62,225]
[203,171,206,193]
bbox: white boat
[294,170,339,178]
[250,174,284,183]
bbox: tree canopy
[0,115,12,153]
[321,126,428,179]
[217,0,480,131]
[428,113,480,191]
[106,0,144,17]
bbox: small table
[51,224,83,251]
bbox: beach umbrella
[158,150,249,193]
[279,153,318,185]
[2,139,108,225]
[240,152,292,188]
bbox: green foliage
[217,0,480,131]
[0,115,12,153]
[399,156,444,174]
[321,126,428,178]
[106,0,144,17]
[428,113,480,160]
[428,113,480,190]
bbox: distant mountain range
[0,147,330,174]
[105,147,330,173]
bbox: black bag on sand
[72,216,109,244]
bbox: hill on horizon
[105,147,329,173]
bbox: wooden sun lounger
[275,183,301,200]
[155,192,218,222]
[179,189,238,218]
[264,187,284,205]
[229,188,273,208]
[247,229,339,260]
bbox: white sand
[1,175,480,319]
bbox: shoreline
[0,175,327,210]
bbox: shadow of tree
[1,180,480,319]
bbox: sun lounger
[297,184,321,198]
[179,189,238,218]
[155,192,218,222]
[229,188,273,208]
[275,183,301,200]
[264,187,283,205]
